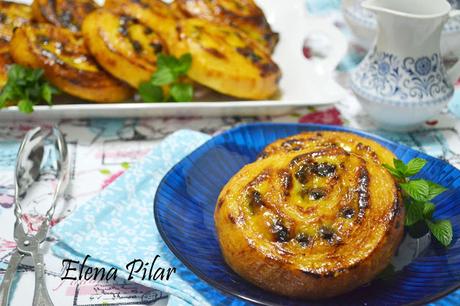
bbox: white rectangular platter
[0,0,347,119]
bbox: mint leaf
[427,220,453,247]
[0,64,57,113]
[391,158,453,247]
[405,158,427,177]
[427,181,447,200]
[170,83,193,102]
[152,53,192,84]
[405,201,425,226]
[157,53,179,69]
[17,99,34,113]
[174,53,192,76]
[27,68,44,81]
[8,64,23,81]
[400,179,430,202]
[423,202,435,219]
[151,66,176,86]
[394,159,407,173]
[41,84,53,104]
[383,163,404,179]
[139,54,193,102]
[138,82,163,102]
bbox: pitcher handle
[447,10,460,84]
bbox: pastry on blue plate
[215,131,404,299]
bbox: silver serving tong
[0,126,69,306]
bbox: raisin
[295,164,311,184]
[295,233,310,247]
[313,163,336,177]
[131,40,143,53]
[340,207,355,219]
[319,226,335,241]
[309,188,326,200]
[272,220,289,242]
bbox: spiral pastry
[10,24,133,102]
[0,1,32,88]
[166,18,280,99]
[215,131,404,299]
[82,9,168,88]
[0,1,31,45]
[31,0,98,32]
[104,0,177,40]
[173,0,279,53]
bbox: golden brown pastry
[82,9,168,88]
[0,1,32,88]
[173,0,279,53]
[0,1,32,45]
[104,0,177,39]
[10,23,133,102]
[258,131,396,165]
[165,18,281,99]
[215,131,404,299]
[31,0,98,32]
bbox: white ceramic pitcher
[350,0,460,131]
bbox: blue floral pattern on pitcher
[351,49,454,105]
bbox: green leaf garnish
[0,64,58,113]
[423,202,435,219]
[156,54,179,70]
[405,201,425,226]
[175,54,192,76]
[138,82,163,102]
[393,159,407,173]
[400,179,430,202]
[139,53,193,102]
[170,83,193,102]
[382,163,404,179]
[405,158,427,177]
[426,181,447,200]
[151,66,176,86]
[426,220,453,247]
[385,157,453,247]
[17,99,34,113]
[384,157,427,179]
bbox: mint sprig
[384,158,453,247]
[0,64,58,113]
[383,157,427,179]
[139,53,193,103]
[427,220,453,247]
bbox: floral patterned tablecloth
[0,0,459,305]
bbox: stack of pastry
[0,0,281,103]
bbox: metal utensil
[0,126,69,306]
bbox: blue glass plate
[154,123,460,305]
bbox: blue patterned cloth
[51,130,244,306]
